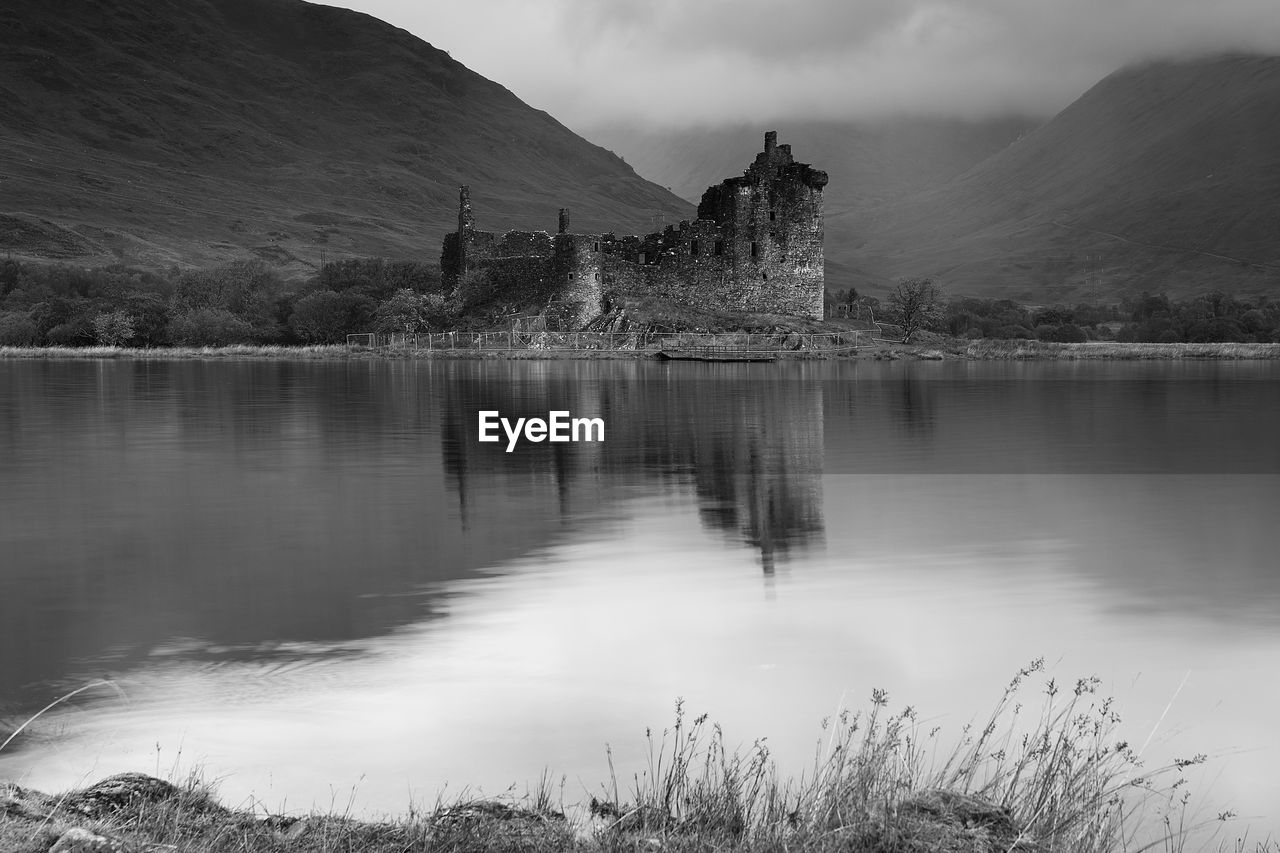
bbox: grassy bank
[0,344,364,360]
[2,339,1280,362]
[1,661,1265,853]
[960,340,1280,360]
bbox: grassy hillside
[853,54,1280,300]
[0,0,694,277]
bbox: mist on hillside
[364,0,1280,129]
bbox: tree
[171,260,283,341]
[289,290,375,343]
[93,311,136,346]
[168,308,257,346]
[0,311,38,345]
[121,293,171,346]
[374,289,433,335]
[886,277,944,344]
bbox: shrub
[168,308,257,346]
[995,324,1034,340]
[122,294,171,346]
[1035,323,1088,343]
[45,316,96,346]
[0,311,38,345]
[93,311,136,346]
[289,290,376,343]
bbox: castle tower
[456,185,474,275]
[695,132,828,318]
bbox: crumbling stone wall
[551,233,604,329]
[439,132,827,326]
[696,131,827,318]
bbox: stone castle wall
[439,133,827,327]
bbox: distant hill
[586,118,1037,208]
[851,53,1280,301]
[0,0,693,276]
[585,118,1041,293]
[594,55,1280,302]
[587,118,1037,293]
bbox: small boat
[656,347,778,362]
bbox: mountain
[850,53,1280,301]
[593,54,1280,302]
[587,117,1038,293]
[586,118,1041,293]
[586,118,1038,208]
[0,0,693,276]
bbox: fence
[346,329,875,353]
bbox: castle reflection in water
[436,360,825,573]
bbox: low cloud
[348,0,1280,128]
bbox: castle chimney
[764,131,777,154]
[558,208,570,234]
[457,185,474,232]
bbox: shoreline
[1,340,1279,362]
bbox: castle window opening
[593,242,600,252]
[594,272,600,281]
[638,252,647,264]
[690,240,699,256]
[751,241,758,259]
[769,210,776,221]
[714,240,723,256]
[567,272,574,281]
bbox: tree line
[0,258,454,347]
[828,280,1280,344]
[3,257,1278,347]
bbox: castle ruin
[440,132,827,327]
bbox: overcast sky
[331,0,1280,128]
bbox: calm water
[1,358,1278,834]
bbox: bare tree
[887,277,944,344]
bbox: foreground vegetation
[1,661,1268,853]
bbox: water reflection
[435,362,826,572]
[2,359,1279,832]
[0,360,827,705]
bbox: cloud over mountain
[353,0,1280,127]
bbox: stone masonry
[440,132,828,328]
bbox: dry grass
[2,664,1274,853]
[4,339,1278,363]
[592,660,1243,853]
[0,344,363,360]
[963,340,1280,360]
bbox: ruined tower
[695,132,828,318]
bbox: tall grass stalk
[601,660,1230,853]
[0,679,127,754]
